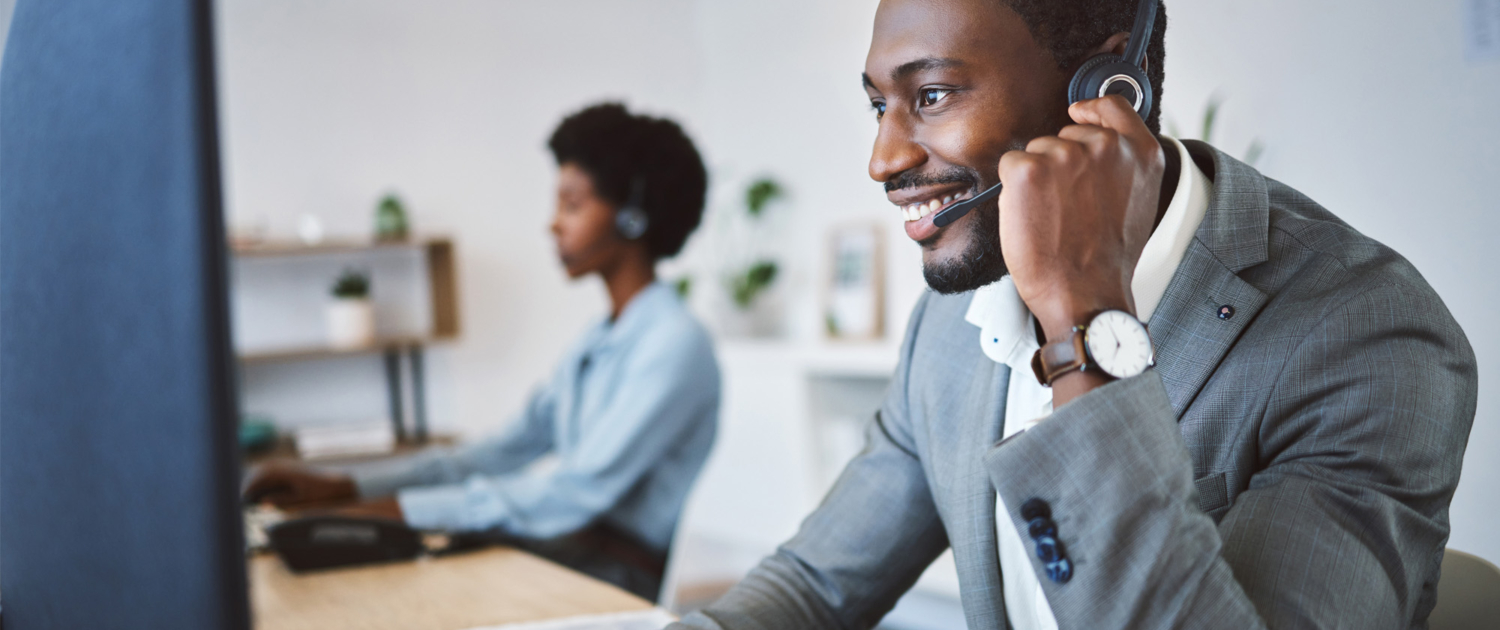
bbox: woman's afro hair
[548,102,708,260]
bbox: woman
[245,103,719,601]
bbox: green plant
[728,260,777,309]
[744,178,784,218]
[375,193,410,240]
[674,276,693,299]
[331,269,371,299]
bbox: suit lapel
[949,359,1011,630]
[1150,142,1272,415]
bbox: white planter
[326,298,376,348]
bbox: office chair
[1429,548,1500,630]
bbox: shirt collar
[584,281,675,353]
[965,136,1212,370]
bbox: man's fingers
[1057,123,1118,149]
[1024,136,1087,167]
[1068,94,1150,138]
[998,149,1046,188]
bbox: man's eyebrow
[862,57,964,91]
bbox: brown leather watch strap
[1031,325,1089,387]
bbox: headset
[930,0,1158,229]
[615,176,650,240]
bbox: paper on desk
[465,608,677,630]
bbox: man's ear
[1094,31,1143,69]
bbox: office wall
[217,0,1499,568]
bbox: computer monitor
[0,1,250,627]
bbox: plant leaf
[1243,139,1265,168]
[745,178,784,217]
[1201,93,1224,145]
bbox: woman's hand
[243,462,358,509]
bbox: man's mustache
[884,167,982,193]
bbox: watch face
[1085,310,1154,379]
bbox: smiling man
[669,0,1476,629]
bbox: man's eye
[919,88,951,107]
[871,100,887,120]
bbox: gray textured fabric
[670,142,1476,630]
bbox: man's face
[864,0,1072,293]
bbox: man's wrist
[1036,296,1134,342]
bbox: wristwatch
[1031,309,1155,386]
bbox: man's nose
[868,115,925,183]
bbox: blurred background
[4,0,1499,626]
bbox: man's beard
[921,201,1006,294]
[887,165,1008,295]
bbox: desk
[251,547,654,630]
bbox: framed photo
[824,223,885,340]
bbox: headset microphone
[931,0,1158,229]
[615,177,650,240]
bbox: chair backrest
[1429,548,1500,630]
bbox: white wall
[217,0,1500,569]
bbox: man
[671,1,1475,628]
[247,103,719,601]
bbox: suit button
[1045,558,1073,584]
[1034,535,1066,564]
[1028,517,1056,540]
[1020,498,1051,521]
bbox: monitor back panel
[0,1,249,627]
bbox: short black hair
[547,102,708,260]
[1001,0,1167,134]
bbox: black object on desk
[268,516,423,572]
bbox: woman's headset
[931,0,1159,229]
[615,176,649,241]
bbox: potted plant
[716,176,786,337]
[327,269,375,348]
[375,193,410,242]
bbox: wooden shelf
[231,236,442,257]
[238,335,450,365]
[231,235,461,360]
[230,235,459,445]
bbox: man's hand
[243,462,358,509]
[998,95,1164,402]
[998,94,1164,340]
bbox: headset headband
[1122,0,1156,68]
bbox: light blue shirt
[350,282,720,552]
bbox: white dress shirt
[964,136,1212,630]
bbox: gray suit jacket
[671,143,1477,629]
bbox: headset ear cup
[1068,54,1121,106]
[615,206,649,241]
[1067,53,1153,122]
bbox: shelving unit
[231,236,460,443]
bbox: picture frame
[824,223,885,341]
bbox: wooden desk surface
[251,547,654,630]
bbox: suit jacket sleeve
[670,294,950,630]
[986,282,1477,628]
